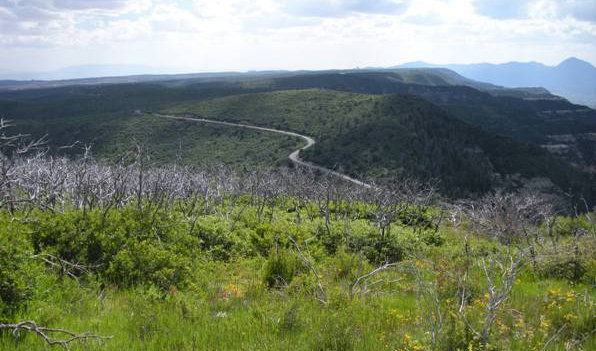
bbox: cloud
[283,0,409,18]
[474,0,531,19]
[52,0,135,10]
[557,0,596,23]
[474,0,596,22]
[0,0,594,72]
[0,0,151,46]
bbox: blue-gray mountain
[398,57,596,107]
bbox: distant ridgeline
[0,67,594,203]
[397,57,596,108]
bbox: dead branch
[34,253,94,282]
[349,260,397,299]
[286,233,327,305]
[0,320,112,350]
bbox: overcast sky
[1,0,595,73]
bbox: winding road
[153,113,372,188]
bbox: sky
[0,0,595,74]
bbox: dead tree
[465,190,553,269]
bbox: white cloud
[282,0,409,18]
[0,0,594,73]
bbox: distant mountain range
[397,57,596,107]
[3,57,595,107]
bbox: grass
[2,258,593,351]
[1,198,594,351]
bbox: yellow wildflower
[565,291,575,302]
[563,313,577,322]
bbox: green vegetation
[5,112,299,169]
[167,90,592,198]
[2,57,596,351]
[1,70,594,201]
[268,71,596,170]
[0,163,594,350]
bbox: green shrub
[331,248,371,281]
[367,235,405,264]
[195,217,250,260]
[534,238,595,283]
[422,230,445,246]
[535,252,589,283]
[263,251,300,288]
[106,240,191,290]
[0,221,43,317]
[319,222,345,255]
[313,318,358,351]
[279,303,301,334]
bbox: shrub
[106,240,191,290]
[534,237,595,283]
[344,222,406,264]
[331,248,371,281]
[535,252,589,283]
[319,222,345,255]
[0,221,43,317]
[313,318,358,351]
[279,303,301,334]
[422,230,445,246]
[367,235,405,264]
[263,251,300,288]
[195,217,250,260]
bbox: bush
[331,248,371,281]
[195,217,250,260]
[345,223,406,264]
[367,235,405,264]
[535,252,590,283]
[279,303,301,334]
[106,240,191,290]
[263,251,300,288]
[313,318,358,351]
[0,220,43,317]
[534,236,595,283]
[319,222,345,255]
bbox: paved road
[154,113,372,188]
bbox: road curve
[153,113,372,188]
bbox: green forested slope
[1,71,594,199]
[268,71,596,169]
[168,90,591,197]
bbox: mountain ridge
[396,57,596,107]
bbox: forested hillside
[167,89,593,199]
[0,69,594,201]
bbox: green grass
[1,196,594,351]
[3,257,593,351]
